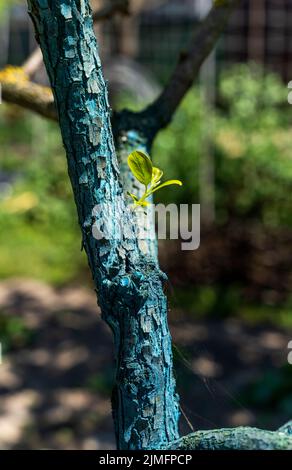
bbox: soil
[0,279,290,449]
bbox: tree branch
[0,66,56,120]
[1,0,239,135]
[120,0,240,139]
[0,0,130,115]
[27,0,179,450]
[279,421,292,436]
[23,47,43,77]
[168,421,292,450]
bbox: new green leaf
[127,150,153,186]
[127,150,182,207]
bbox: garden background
[0,0,291,449]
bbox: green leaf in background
[127,150,153,186]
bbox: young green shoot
[127,150,182,207]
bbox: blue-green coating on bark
[115,129,158,259]
[27,0,179,450]
[168,424,292,450]
[26,0,291,452]
[279,420,292,436]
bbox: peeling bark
[115,129,158,259]
[27,0,179,450]
[25,0,290,452]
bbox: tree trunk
[115,129,158,259]
[27,0,179,450]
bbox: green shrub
[1,64,292,288]
[0,110,88,284]
[0,312,33,352]
[153,64,292,227]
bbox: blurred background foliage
[1,64,292,335]
[154,65,292,329]
[0,111,85,284]
[154,64,292,225]
[1,65,292,307]
[0,0,19,17]
[0,0,291,447]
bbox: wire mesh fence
[1,1,292,85]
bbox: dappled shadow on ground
[0,279,290,449]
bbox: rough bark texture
[168,422,292,450]
[115,129,158,259]
[279,421,292,436]
[25,0,291,452]
[27,0,179,450]
[1,1,241,138]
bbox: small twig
[179,405,195,433]
[23,47,43,77]
[0,66,56,120]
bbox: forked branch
[124,0,241,138]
